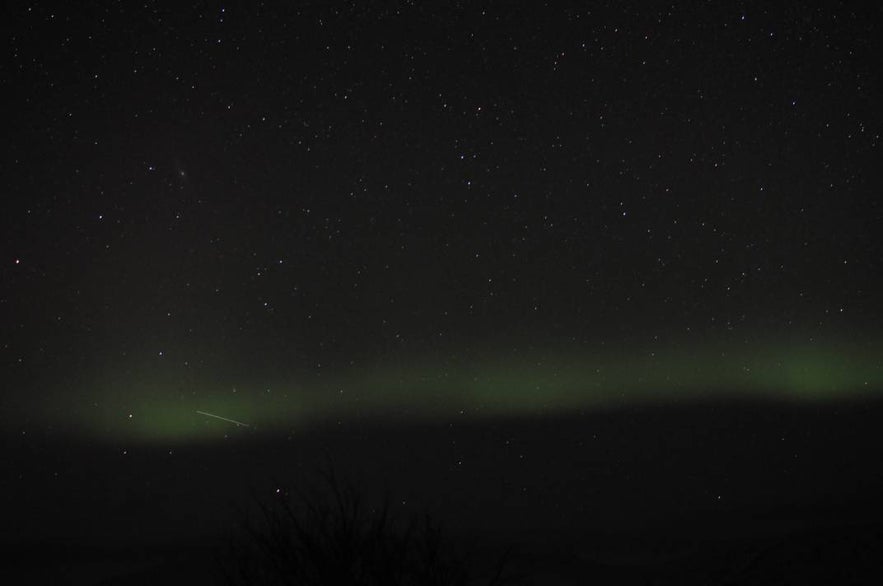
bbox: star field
[2,2,881,443]
[3,6,883,584]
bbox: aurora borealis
[33,336,882,442]
[5,2,881,447]
[3,3,883,583]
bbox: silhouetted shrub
[216,469,516,586]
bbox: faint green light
[43,339,882,443]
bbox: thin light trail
[196,410,250,427]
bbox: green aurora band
[38,340,883,443]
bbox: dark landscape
[4,396,883,584]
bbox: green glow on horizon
[41,339,883,442]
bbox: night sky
[2,2,883,583]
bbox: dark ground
[3,397,883,584]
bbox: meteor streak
[196,410,250,427]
